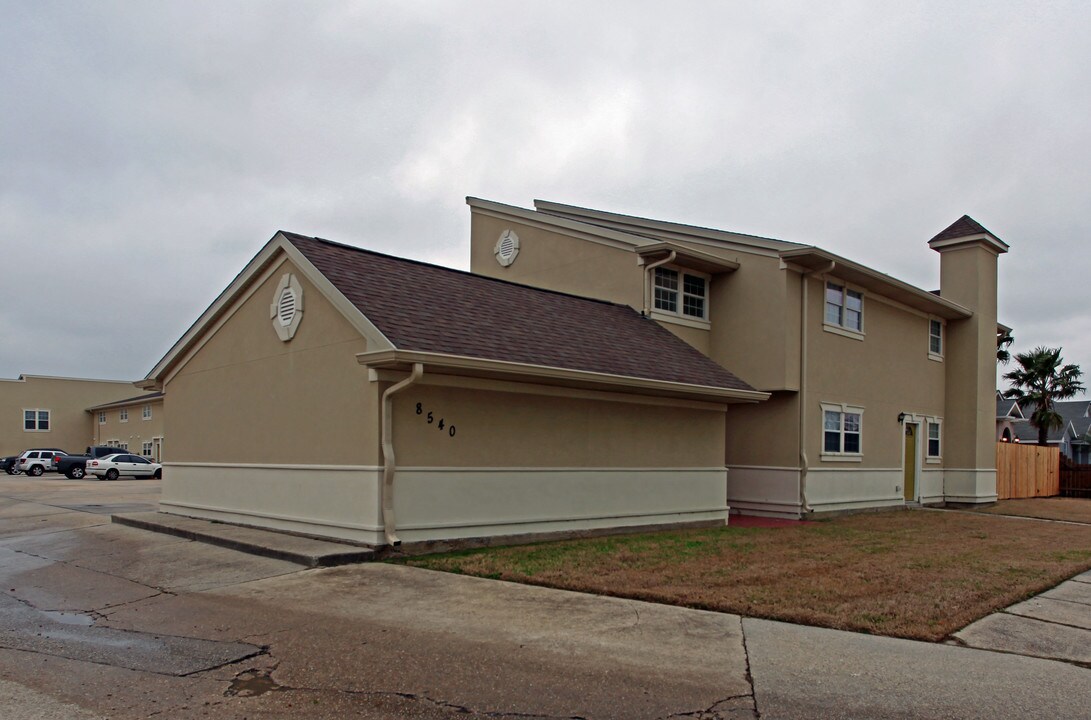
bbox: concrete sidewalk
[1,476,1089,719]
[954,569,1091,665]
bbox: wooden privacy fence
[996,442,1059,499]
[1060,456,1091,498]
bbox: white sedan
[87,453,163,481]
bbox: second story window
[929,319,943,358]
[655,267,708,320]
[825,282,863,332]
[143,404,152,420]
[120,408,128,423]
[98,411,106,424]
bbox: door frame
[901,415,922,503]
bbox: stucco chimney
[929,216,1009,504]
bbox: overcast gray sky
[2,1,1088,395]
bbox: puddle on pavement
[225,670,284,697]
[38,610,94,627]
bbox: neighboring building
[467,199,1008,516]
[1002,398,1091,463]
[0,374,137,456]
[87,392,165,461]
[139,232,767,546]
[996,392,1023,443]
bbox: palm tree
[997,330,1014,364]
[1003,347,1084,446]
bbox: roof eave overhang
[928,233,1009,255]
[635,242,740,274]
[356,349,769,405]
[779,248,973,320]
[86,393,165,412]
[466,197,649,250]
[531,199,801,251]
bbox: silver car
[87,453,162,481]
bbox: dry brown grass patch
[968,497,1091,524]
[403,509,1091,641]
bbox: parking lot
[2,474,1090,720]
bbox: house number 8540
[416,402,456,437]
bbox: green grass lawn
[403,508,1091,641]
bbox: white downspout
[798,261,836,515]
[380,362,423,547]
[642,250,677,315]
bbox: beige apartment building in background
[467,199,1007,517]
[0,375,137,456]
[87,393,165,461]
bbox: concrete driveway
[1,475,1089,719]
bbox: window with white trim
[142,404,152,420]
[822,403,863,458]
[120,442,128,451]
[926,420,941,459]
[929,319,943,358]
[23,409,50,432]
[654,267,708,320]
[142,441,153,457]
[98,411,106,424]
[119,408,128,423]
[825,282,863,332]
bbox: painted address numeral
[414,401,456,439]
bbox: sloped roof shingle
[930,215,997,244]
[283,233,756,392]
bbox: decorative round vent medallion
[494,229,520,267]
[270,273,304,341]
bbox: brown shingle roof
[930,215,998,244]
[284,232,756,392]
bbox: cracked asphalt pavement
[2,476,1090,719]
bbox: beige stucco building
[467,199,1008,517]
[87,392,165,461]
[139,197,1007,546]
[0,374,137,456]
[140,232,767,546]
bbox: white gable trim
[142,233,394,389]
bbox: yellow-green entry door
[903,424,917,501]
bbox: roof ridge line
[279,231,636,311]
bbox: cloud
[0,0,1088,387]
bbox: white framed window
[926,419,942,461]
[142,404,152,420]
[23,409,50,432]
[142,441,153,457]
[119,408,128,423]
[821,403,864,460]
[825,282,864,336]
[120,442,128,451]
[98,411,106,424]
[654,267,709,321]
[928,319,943,360]
[107,439,121,448]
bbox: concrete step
[112,512,376,568]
